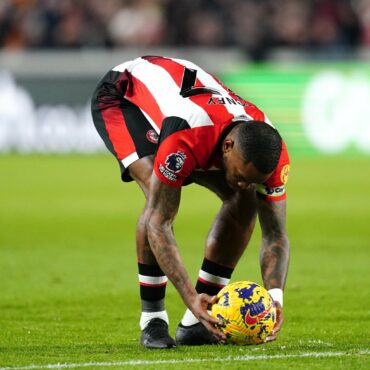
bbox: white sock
[140,310,169,330]
[181,309,199,326]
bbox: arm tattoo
[257,198,290,290]
[146,175,196,305]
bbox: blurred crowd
[1,0,369,59]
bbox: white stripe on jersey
[128,58,214,128]
[138,274,168,285]
[173,58,254,120]
[112,60,134,72]
[198,270,230,286]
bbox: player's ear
[222,138,234,153]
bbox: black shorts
[91,70,159,182]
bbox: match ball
[211,281,276,345]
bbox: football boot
[175,322,219,345]
[140,318,176,349]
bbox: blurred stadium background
[1,1,370,367]
[1,0,370,155]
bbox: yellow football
[211,281,276,345]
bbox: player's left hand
[264,301,283,343]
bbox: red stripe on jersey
[197,277,226,289]
[143,56,184,86]
[244,102,265,121]
[196,94,234,126]
[99,103,136,160]
[139,281,168,288]
[125,74,164,130]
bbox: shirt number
[180,67,221,98]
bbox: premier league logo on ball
[165,151,186,173]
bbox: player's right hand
[264,301,284,343]
[190,293,227,342]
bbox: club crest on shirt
[146,129,158,144]
[158,151,187,182]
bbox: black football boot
[175,322,219,345]
[140,318,176,349]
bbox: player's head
[222,121,282,190]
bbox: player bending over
[91,56,290,348]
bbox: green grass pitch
[0,154,369,369]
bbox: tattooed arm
[257,197,290,341]
[257,198,290,289]
[146,173,225,339]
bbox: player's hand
[265,301,283,343]
[190,293,227,342]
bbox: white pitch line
[1,350,369,370]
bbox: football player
[91,56,290,348]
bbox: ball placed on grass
[211,281,276,345]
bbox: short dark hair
[234,120,282,174]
